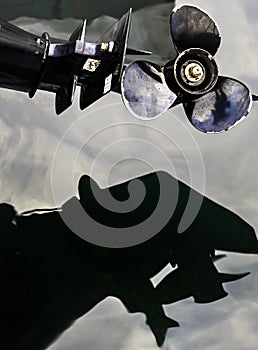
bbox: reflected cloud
[0,1,257,350]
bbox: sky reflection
[0,1,257,350]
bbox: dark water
[0,171,257,350]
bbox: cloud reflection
[0,1,257,350]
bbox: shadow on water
[0,171,257,350]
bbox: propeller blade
[252,94,258,101]
[146,315,179,347]
[80,9,132,110]
[69,19,87,42]
[219,272,250,283]
[55,75,78,115]
[97,8,132,83]
[121,60,177,120]
[171,5,221,56]
[211,253,227,262]
[184,76,252,133]
[126,47,152,56]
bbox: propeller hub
[183,61,205,85]
[174,48,218,95]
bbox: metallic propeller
[121,4,257,133]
